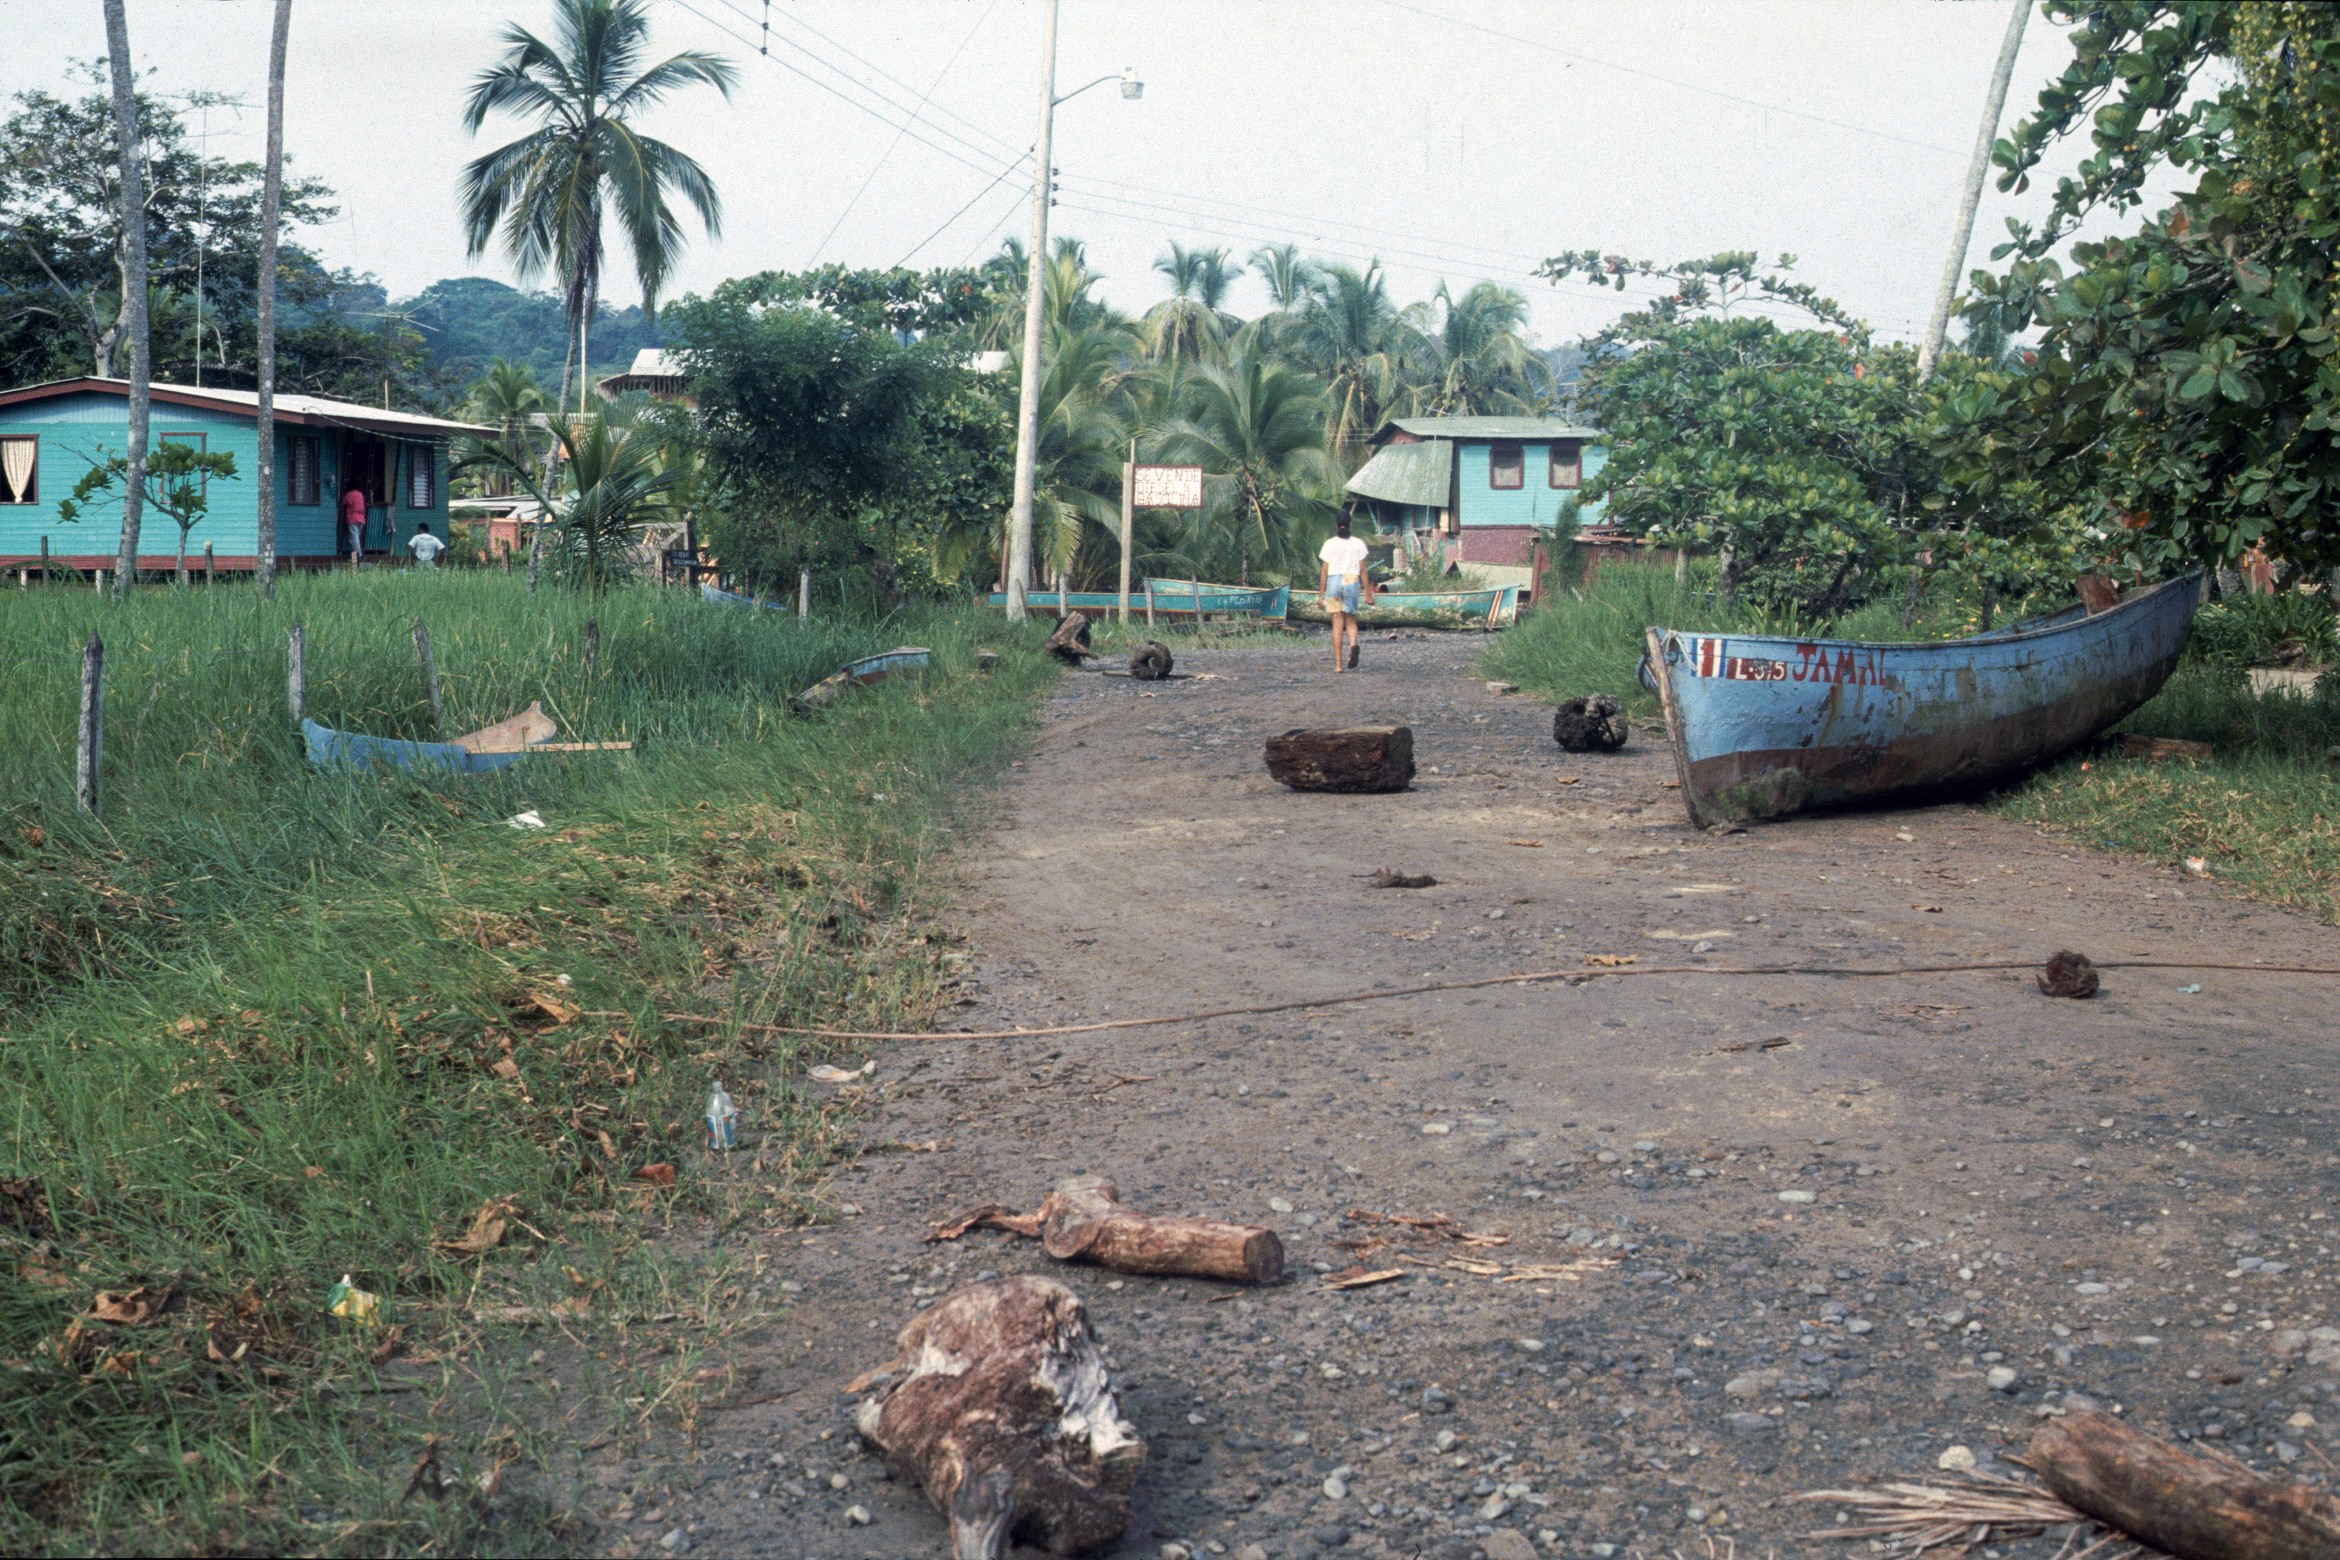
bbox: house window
[0,436,35,504]
[1549,442,1581,490]
[405,445,436,509]
[161,432,208,496]
[1488,442,1524,490]
[288,435,321,506]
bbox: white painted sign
[1131,463,1205,509]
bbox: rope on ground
[628,956,2340,1045]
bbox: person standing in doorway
[1319,514,1371,673]
[406,521,446,568]
[340,480,368,566]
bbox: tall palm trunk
[254,0,292,599]
[102,0,149,599]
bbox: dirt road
[668,634,2339,1559]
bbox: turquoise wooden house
[1344,415,1607,595]
[0,377,488,574]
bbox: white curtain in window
[0,437,33,503]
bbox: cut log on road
[2029,1410,2340,1560]
[857,1276,1144,1560]
[2038,949,2100,1000]
[1044,612,1095,663]
[1129,641,1174,681]
[1265,726,1414,793]
[1554,695,1628,752]
[2123,733,2213,762]
[931,1176,1285,1285]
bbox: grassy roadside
[1481,562,2338,923]
[0,573,1052,1554]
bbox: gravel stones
[1723,1412,1777,1434]
[1481,1533,1540,1560]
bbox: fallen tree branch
[928,1176,1284,1285]
[2030,1409,2340,1560]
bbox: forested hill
[399,276,663,385]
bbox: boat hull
[1645,574,2203,827]
[1290,584,1519,627]
[302,718,528,776]
[992,585,1290,620]
[700,581,791,611]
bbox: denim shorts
[1324,579,1361,613]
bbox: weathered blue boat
[792,646,932,712]
[701,581,789,611]
[1293,583,1520,626]
[991,584,1291,620]
[1641,574,2204,827]
[302,718,534,776]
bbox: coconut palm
[976,237,1126,349]
[463,358,550,492]
[1401,280,1552,417]
[1140,242,1243,366]
[1287,262,1411,462]
[465,413,684,592]
[1156,349,1339,585]
[458,0,735,417]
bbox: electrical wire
[717,0,1026,163]
[898,165,1033,270]
[1372,0,1966,159]
[809,0,1007,267]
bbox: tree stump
[1043,612,1094,663]
[931,1176,1284,1285]
[1128,641,1174,681]
[1553,695,1628,752]
[2028,1409,2340,1560]
[2038,949,2100,999]
[856,1276,1144,1560]
[1264,726,1414,793]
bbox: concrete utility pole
[256,0,292,598]
[1917,0,2031,384]
[102,0,149,598]
[1004,0,1061,622]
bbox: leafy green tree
[1156,349,1339,585]
[459,0,734,416]
[55,438,237,584]
[1961,1,2340,575]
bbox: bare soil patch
[638,634,2340,1559]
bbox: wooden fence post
[286,620,305,724]
[40,535,51,583]
[76,631,103,816]
[203,540,214,585]
[797,568,810,620]
[1145,581,1155,629]
[583,617,600,676]
[412,616,444,738]
[93,566,104,593]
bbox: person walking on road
[1318,514,1372,672]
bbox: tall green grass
[0,573,1052,1552]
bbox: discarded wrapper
[809,1061,877,1084]
[507,810,546,831]
[325,1274,383,1325]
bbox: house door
[341,436,391,551]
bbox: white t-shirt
[408,532,447,566]
[1320,534,1369,580]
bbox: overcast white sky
[3,0,2157,347]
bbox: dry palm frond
[1797,1475,2155,1558]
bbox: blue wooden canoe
[302,718,533,776]
[701,581,789,611]
[1642,574,2204,827]
[792,646,931,711]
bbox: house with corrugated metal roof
[0,376,488,574]
[1343,415,1606,593]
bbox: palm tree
[463,359,549,492]
[1156,349,1339,585]
[979,236,1126,348]
[1140,242,1241,367]
[1288,262,1409,462]
[465,414,683,592]
[1401,280,1552,417]
[1250,243,1316,311]
[458,0,734,418]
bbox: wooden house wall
[1452,439,1609,529]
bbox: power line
[810,0,1006,266]
[662,0,1022,183]
[723,0,1026,163]
[958,182,1035,267]
[1372,0,1965,159]
[898,158,1032,269]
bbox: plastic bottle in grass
[706,1082,739,1151]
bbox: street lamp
[1003,0,1141,621]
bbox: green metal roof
[1375,416,1602,443]
[1345,439,1452,507]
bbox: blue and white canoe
[701,581,789,611]
[1641,574,2203,827]
[792,646,931,711]
[1366,584,1521,625]
[303,719,537,776]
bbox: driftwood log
[1043,612,1095,663]
[2124,733,2213,762]
[1264,726,1414,793]
[932,1176,1284,1285]
[2038,949,2100,999]
[856,1276,1144,1559]
[1553,695,1629,752]
[1128,641,1174,681]
[2029,1409,2340,1560]
[2077,573,2123,614]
